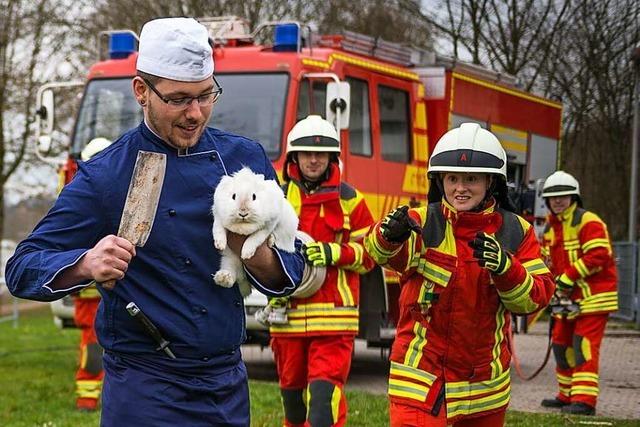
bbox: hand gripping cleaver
[101,151,167,289]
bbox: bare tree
[0,0,81,248]
[548,0,640,239]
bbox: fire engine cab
[37,16,562,346]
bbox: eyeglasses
[143,76,223,110]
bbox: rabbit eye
[232,193,236,200]
[252,194,256,201]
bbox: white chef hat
[136,17,213,82]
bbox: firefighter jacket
[5,122,305,375]
[269,162,375,337]
[364,199,554,422]
[542,202,618,317]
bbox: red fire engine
[37,17,562,346]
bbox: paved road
[241,322,640,420]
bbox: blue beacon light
[109,32,136,59]
[273,24,299,52]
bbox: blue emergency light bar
[273,24,299,52]
[109,32,137,59]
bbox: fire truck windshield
[212,73,288,159]
[71,73,288,160]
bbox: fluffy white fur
[211,167,299,296]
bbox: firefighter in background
[364,123,554,426]
[72,137,111,411]
[269,115,375,427]
[540,171,618,416]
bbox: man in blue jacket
[5,17,304,426]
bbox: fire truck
[37,17,562,345]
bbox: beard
[146,102,210,149]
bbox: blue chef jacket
[6,122,304,373]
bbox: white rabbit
[211,167,299,296]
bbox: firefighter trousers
[551,313,608,408]
[74,297,104,409]
[271,335,354,427]
[390,402,506,426]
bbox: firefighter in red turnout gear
[365,123,555,426]
[73,138,112,411]
[268,115,375,427]
[540,171,618,416]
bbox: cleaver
[101,150,167,289]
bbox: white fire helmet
[80,137,112,161]
[542,170,580,198]
[428,123,507,178]
[286,115,340,154]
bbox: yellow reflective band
[306,318,359,331]
[364,230,400,261]
[388,378,429,401]
[582,238,610,252]
[573,372,599,383]
[565,347,576,368]
[576,278,592,298]
[295,302,335,309]
[404,322,427,368]
[582,291,618,303]
[522,259,550,275]
[580,336,593,361]
[80,345,87,369]
[446,384,511,418]
[336,269,354,306]
[342,213,351,231]
[331,385,341,424]
[270,324,307,333]
[564,239,580,250]
[578,292,618,313]
[580,303,618,313]
[446,369,510,399]
[286,183,302,216]
[78,285,101,299]
[416,259,451,287]
[541,246,550,257]
[418,279,435,304]
[390,361,436,386]
[406,232,423,271]
[574,259,590,278]
[556,373,572,384]
[568,249,579,263]
[349,226,369,242]
[286,306,358,318]
[76,380,102,399]
[498,274,537,313]
[490,305,506,378]
[571,385,599,396]
[346,243,369,274]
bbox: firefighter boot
[281,388,306,427]
[561,402,596,416]
[540,397,569,408]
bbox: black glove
[469,232,512,275]
[380,206,422,243]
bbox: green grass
[1,307,637,427]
